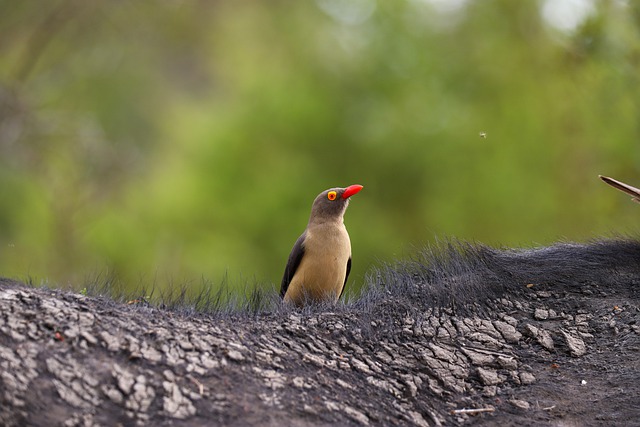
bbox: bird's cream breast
[284,222,351,305]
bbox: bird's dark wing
[600,175,640,203]
[339,256,352,299]
[280,232,306,298]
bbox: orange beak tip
[342,184,364,199]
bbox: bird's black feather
[280,232,306,298]
[339,257,351,299]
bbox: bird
[280,184,364,307]
[599,175,640,203]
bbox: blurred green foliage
[1,0,639,296]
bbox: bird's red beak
[342,184,364,199]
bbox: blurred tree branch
[13,1,82,83]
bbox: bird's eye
[327,191,337,201]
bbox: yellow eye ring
[327,191,337,201]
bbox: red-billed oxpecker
[280,185,364,307]
[600,175,640,203]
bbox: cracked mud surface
[1,240,639,426]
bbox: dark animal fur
[34,238,640,317]
[357,238,640,314]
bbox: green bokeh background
[1,0,639,296]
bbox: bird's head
[309,184,363,223]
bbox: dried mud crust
[0,262,639,426]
